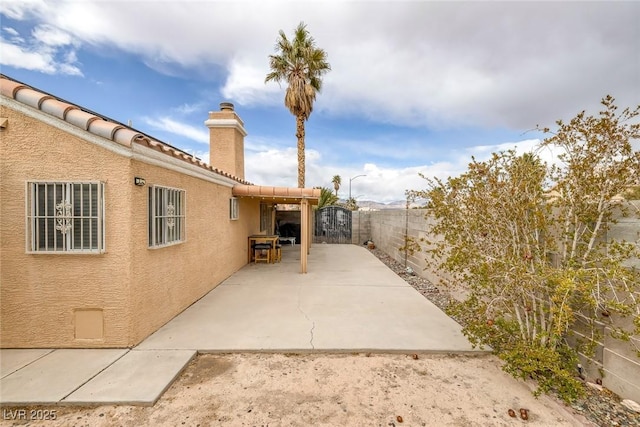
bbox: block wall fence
[352,205,640,402]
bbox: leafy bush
[412,96,640,402]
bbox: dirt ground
[1,352,593,427]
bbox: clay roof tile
[0,79,26,98]
[65,108,99,130]
[113,128,143,147]
[15,88,51,109]
[40,98,75,119]
[89,119,124,141]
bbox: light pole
[349,174,366,201]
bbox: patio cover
[232,185,321,273]
[232,185,320,205]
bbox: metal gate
[314,206,352,244]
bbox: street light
[349,174,367,201]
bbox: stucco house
[0,74,318,349]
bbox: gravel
[368,246,640,427]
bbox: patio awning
[232,185,320,205]
[232,185,320,273]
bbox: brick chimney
[205,102,247,180]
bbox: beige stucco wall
[1,103,260,348]
[128,159,260,344]
[1,105,133,348]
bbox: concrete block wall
[351,211,372,245]
[357,206,640,402]
[597,202,640,400]
[354,209,440,285]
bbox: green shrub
[412,96,640,402]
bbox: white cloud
[32,24,73,46]
[3,1,636,203]
[4,1,637,129]
[143,112,554,202]
[173,101,207,116]
[140,116,209,145]
[222,56,280,105]
[0,21,82,76]
[245,135,290,153]
[0,40,56,73]
[0,0,48,20]
[3,27,20,38]
[240,136,549,202]
[245,147,299,186]
[57,62,82,76]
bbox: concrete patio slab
[136,285,313,351]
[138,244,482,353]
[0,349,53,379]
[227,244,407,287]
[302,286,474,351]
[64,350,195,405]
[0,349,127,404]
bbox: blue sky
[2,1,639,202]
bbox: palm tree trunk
[296,114,306,188]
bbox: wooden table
[248,235,279,263]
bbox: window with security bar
[26,182,105,253]
[149,185,186,248]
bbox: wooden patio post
[300,199,309,273]
[307,202,312,255]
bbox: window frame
[148,184,186,248]
[260,202,272,232]
[25,181,106,254]
[230,197,239,220]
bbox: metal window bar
[149,185,185,247]
[169,188,173,242]
[72,183,99,250]
[148,186,154,246]
[172,189,177,242]
[27,181,104,253]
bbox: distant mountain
[354,200,418,210]
[332,199,425,210]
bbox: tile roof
[0,74,250,185]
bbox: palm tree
[345,197,358,211]
[332,175,341,196]
[316,187,338,209]
[265,22,331,188]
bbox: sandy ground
[1,352,593,427]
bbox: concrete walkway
[0,244,484,406]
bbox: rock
[621,399,640,413]
[586,382,603,392]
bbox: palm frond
[265,21,331,117]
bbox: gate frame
[314,205,353,244]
